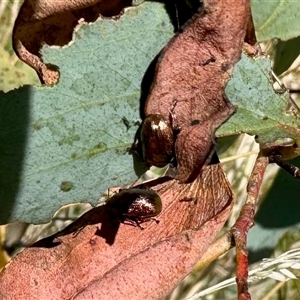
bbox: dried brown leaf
[144,0,251,182]
[74,205,232,300]
[13,0,131,84]
[0,161,233,300]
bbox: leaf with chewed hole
[0,3,174,224]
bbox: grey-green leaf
[0,3,174,224]
[252,0,300,41]
[219,54,300,146]
[1,1,299,225]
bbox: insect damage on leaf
[13,0,133,85]
[142,0,250,183]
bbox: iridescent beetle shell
[140,114,174,167]
[106,188,162,226]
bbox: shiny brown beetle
[140,114,174,168]
[106,188,162,228]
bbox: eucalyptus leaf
[0,3,174,224]
[251,0,300,42]
[1,1,300,225]
[219,54,300,146]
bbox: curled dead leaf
[143,0,250,183]
[0,159,233,299]
[13,0,131,84]
[73,206,232,300]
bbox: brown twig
[230,154,269,300]
[269,153,300,178]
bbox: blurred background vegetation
[0,0,39,92]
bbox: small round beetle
[106,188,162,228]
[140,114,174,167]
